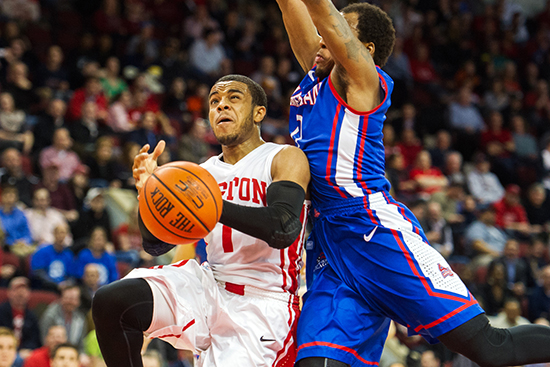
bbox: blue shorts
[297,193,484,366]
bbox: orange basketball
[139,161,223,245]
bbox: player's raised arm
[275,0,320,72]
[301,0,384,107]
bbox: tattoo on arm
[329,7,351,39]
[344,41,358,61]
[326,6,372,64]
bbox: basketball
[139,161,223,245]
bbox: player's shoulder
[199,154,221,169]
[273,145,308,165]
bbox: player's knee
[441,317,514,367]
[92,282,118,324]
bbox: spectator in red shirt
[67,77,108,121]
[493,184,532,238]
[93,0,123,36]
[396,128,422,169]
[480,110,516,185]
[23,325,67,367]
[481,110,515,158]
[409,150,448,200]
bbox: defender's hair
[341,3,396,67]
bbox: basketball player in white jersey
[92,74,310,367]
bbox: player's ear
[364,42,375,56]
[253,105,266,124]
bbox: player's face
[315,12,360,80]
[208,81,264,147]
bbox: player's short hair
[215,75,268,109]
[341,3,395,67]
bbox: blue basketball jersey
[289,66,394,207]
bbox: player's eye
[316,28,321,37]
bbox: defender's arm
[276,0,320,72]
[302,0,380,109]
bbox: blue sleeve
[30,248,48,272]
[63,251,77,278]
[73,251,88,279]
[17,211,33,244]
[107,254,119,283]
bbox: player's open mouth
[315,54,324,63]
[217,117,233,124]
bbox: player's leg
[296,263,390,366]
[439,313,550,367]
[298,358,349,367]
[92,278,153,367]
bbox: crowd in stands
[0,0,549,366]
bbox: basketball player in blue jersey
[275,1,550,366]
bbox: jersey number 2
[290,115,303,148]
[222,226,233,253]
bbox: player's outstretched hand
[133,140,166,196]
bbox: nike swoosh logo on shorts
[363,226,378,242]
[260,336,276,342]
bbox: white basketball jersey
[200,143,308,294]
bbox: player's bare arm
[271,145,310,193]
[301,0,380,111]
[275,0,319,72]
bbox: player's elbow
[267,217,303,250]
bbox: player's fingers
[140,144,150,154]
[152,140,166,160]
[132,152,149,169]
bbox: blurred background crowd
[0,0,549,366]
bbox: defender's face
[208,81,258,147]
[315,12,361,79]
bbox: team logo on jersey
[290,81,322,107]
[438,263,454,278]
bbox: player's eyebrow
[209,89,245,98]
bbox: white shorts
[124,260,299,367]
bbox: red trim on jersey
[155,319,196,339]
[222,225,234,253]
[297,341,379,365]
[171,260,189,268]
[382,192,405,215]
[225,282,245,296]
[327,69,389,116]
[286,205,307,293]
[414,294,478,333]
[390,229,474,303]
[273,296,299,367]
[362,196,379,225]
[325,104,347,198]
[280,247,288,291]
[356,115,372,194]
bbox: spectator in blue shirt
[0,185,33,258]
[74,226,118,286]
[30,223,75,292]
